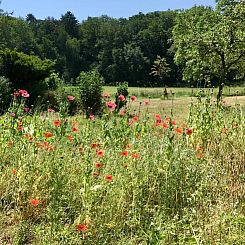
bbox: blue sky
[1,0,215,21]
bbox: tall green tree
[173,1,245,100]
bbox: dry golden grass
[130,95,245,122]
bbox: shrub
[0,48,55,103]
[77,70,103,117]
[41,85,80,116]
[43,73,64,91]
[0,76,11,113]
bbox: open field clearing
[128,95,245,122]
[103,86,245,98]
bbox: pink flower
[131,95,137,102]
[102,93,110,99]
[18,89,30,98]
[106,101,117,110]
[10,113,16,117]
[67,95,75,101]
[24,107,30,112]
[118,95,126,102]
[89,115,95,120]
[144,100,150,105]
[48,108,55,113]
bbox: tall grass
[0,91,244,244]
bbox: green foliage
[0,76,11,112]
[0,48,55,100]
[77,70,104,116]
[43,72,64,90]
[0,15,37,53]
[173,2,245,99]
[150,55,171,83]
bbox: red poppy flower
[35,142,43,148]
[155,119,162,127]
[132,116,139,122]
[144,100,150,105]
[196,147,203,152]
[95,162,102,168]
[162,122,168,128]
[155,114,161,120]
[175,127,182,134]
[96,150,104,157]
[44,132,53,138]
[76,224,88,232]
[68,135,73,142]
[118,95,126,101]
[196,153,204,159]
[92,172,99,177]
[30,199,39,206]
[43,141,54,151]
[54,120,61,127]
[12,168,17,174]
[131,153,140,159]
[186,128,193,135]
[105,174,113,182]
[29,136,34,142]
[171,120,176,125]
[131,95,137,101]
[23,107,30,112]
[72,127,78,133]
[122,150,129,157]
[91,143,99,149]
[18,126,23,131]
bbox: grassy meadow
[0,88,245,244]
[103,86,245,98]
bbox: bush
[0,76,11,113]
[0,48,55,103]
[77,70,103,117]
[43,73,64,91]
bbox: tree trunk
[217,55,227,103]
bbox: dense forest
[0,0,244,88]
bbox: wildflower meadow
[0,88,244,245]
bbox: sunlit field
[0,90,245,244]
[103,86,245,98]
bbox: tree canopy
[0,1,244,89]
[173,0,245,98]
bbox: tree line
[0,0,244,90]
